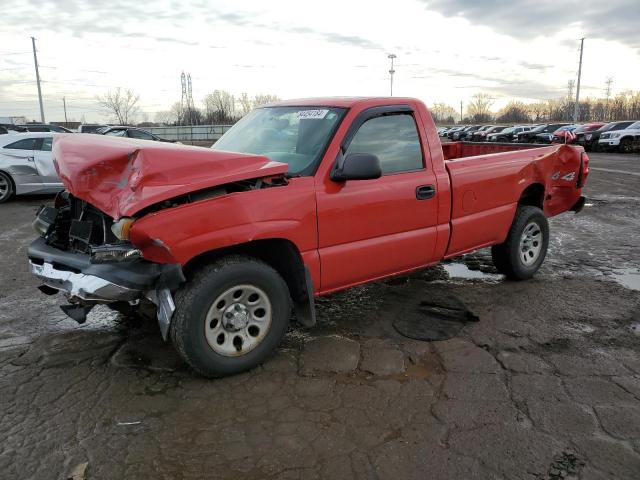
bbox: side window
[129,129,154,140]
[4,138,37,150]
[105,129,127,137]
[41,137,53,151]
[346,114,423,174]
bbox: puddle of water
[609,268,640,291]
[443,263,501,281]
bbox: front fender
[129,178,317,265]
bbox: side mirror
[330,152,382,182]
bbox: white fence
[146,125,233,143]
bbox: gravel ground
[1,152,639,479]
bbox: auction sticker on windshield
[296,109,329,120]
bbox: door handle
[416,184,436,200]
[27,156,35,162]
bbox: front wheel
[491,206,549,280]
[619,138,633,153]
[170,255,291,377]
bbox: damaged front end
[28,135,291,337]
[28,192,183,338]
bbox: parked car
[569,123,605,146]
[96,126,174,142]
[598,120,640,153]
[471,125,507,142]
[455,125,482,141]
[537,125,578,144]
[21,124,74,133]
[446,126,465,139]
[583,121,637,151]
[28,97,588,377]
[0,123,28,133]
[487,125,532,142]
[466,125,492,141]
[78,124,108,133]
[0,132,63,203]
[517,124,570,143]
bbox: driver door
[316,107,439,292]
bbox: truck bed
[442,141,546,161]
[442,142,584,258]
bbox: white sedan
[0,132,63,203]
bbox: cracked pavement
[1,152,639,479]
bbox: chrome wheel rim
[519,222,543,266]
[0,175,9,200]
[204,284,272,356]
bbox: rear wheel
[170,255,291,377]
[0,172,14,203]
[491,206,549,280]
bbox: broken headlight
[90,244,142,264]
[111,217,135,241]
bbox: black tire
[170,255,291,377]
[619,138,633,153]
[0,171,14,204]
[491,206,549,280]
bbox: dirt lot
[1,152,639,480]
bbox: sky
[1,0,639,123]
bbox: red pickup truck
[28,97,588,376]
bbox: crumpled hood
[52,134,288,218]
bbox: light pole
[388,54,396,96]
[31,37,45,123]
[573,38,585,123]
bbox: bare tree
[203,90,236,123]
[496,101,529,123]
[528,102,548,122]
[467,93,494,123]
[97,88,140,124]
[430,102,458,124]
[153,102,182,125]
[253,94,280,108]
[238,93,252,116]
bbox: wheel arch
[518,182,545,210]
[183,238,316,327]
[0,169,16,200]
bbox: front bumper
[28,237,184,338]
[30,260,140,302]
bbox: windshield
[628,121,640,129]
[212,106,346,175]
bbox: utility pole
[180,71,187,126]
[63,97,68,123]
[31,36,45,123]
[573,37,584,123]
[460,101,463,124]
[387,54,396,96]
[605,77,613,121]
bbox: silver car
[0,132,63,203]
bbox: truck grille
[46,193,119,253]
